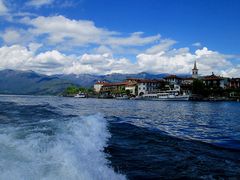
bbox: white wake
[0,114,126,180]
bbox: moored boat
[74,93,87,98]
[115,95,129,100]
[142,85,190,101]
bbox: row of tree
[62,86,94,96]
[192,79,240,98]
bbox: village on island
[63,61,240,101]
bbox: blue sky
[0,0,239,76]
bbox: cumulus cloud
[23,15,116,45]
[0,14,238,77]
[136,48,194,74]
[20,15,160,50]
[0,0,8,15]
[26,0,54,8]
[0,45,68,74]
[0,45,135,75]
[195,47,232,71]
[0,44,238,77]
[137,46,237,76]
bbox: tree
[63,86,79,96]
[192,79,207,96]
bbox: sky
[0,0,240,76]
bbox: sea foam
[0,114,126,180]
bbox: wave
[0,114,126,180]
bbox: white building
[125,83,137,95]
[93,81,108,93]
[164,75,182,85]
[126,78,164,96]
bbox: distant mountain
[0,69,190,95]
[0,69,74,95]
[54,72,169,87]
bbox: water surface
[0,95,240,179]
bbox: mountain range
[0,69,188,95]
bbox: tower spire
[193,60,197,70]
[192,60,198,78]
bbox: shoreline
[0,94,239,102]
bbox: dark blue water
[0,95,240,179]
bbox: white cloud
[28,43,42,53]
[0,14,238,77]
[0,0,8,15]
[136,46,236,76]
[21,15,160,50]
[145,39,176,54]
[195,47,232,73]
[24,15,115,45]
[26,0,54,8]
[94,45,113,55]
[104,32,161,47]
[0,45,69,74]
[0,45,135,75]
[65,53,135,74]
[0,28,34,46]
[222,65,240,78]
[1,29,21,44]
[0,44,238,77]
[0,45,32,70]
[192,42,202,47]
[136,49,194,74]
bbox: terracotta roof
[137,79,160,83]
[203,74,224,80]
[125,82,137,87]
[95,81,108,85]
[102,82,128,87]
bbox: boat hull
[142,96,190,101]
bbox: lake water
[0,95,240,179]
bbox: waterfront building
[126,78,165,96]
[125,82,137,95]
[229,78,240,89]
[181,77,194,85]
[137,79,162,96]
[202,72,228,89]
[94,81,108,93]
[164,75,182,85]
[100,82,128,95]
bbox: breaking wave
[0,113,125,180]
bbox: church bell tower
[192,61,198,79]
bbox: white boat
[142,85,190,101]
[143,93,189,101]
[115,95,129,100]
[74,93,86,98]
